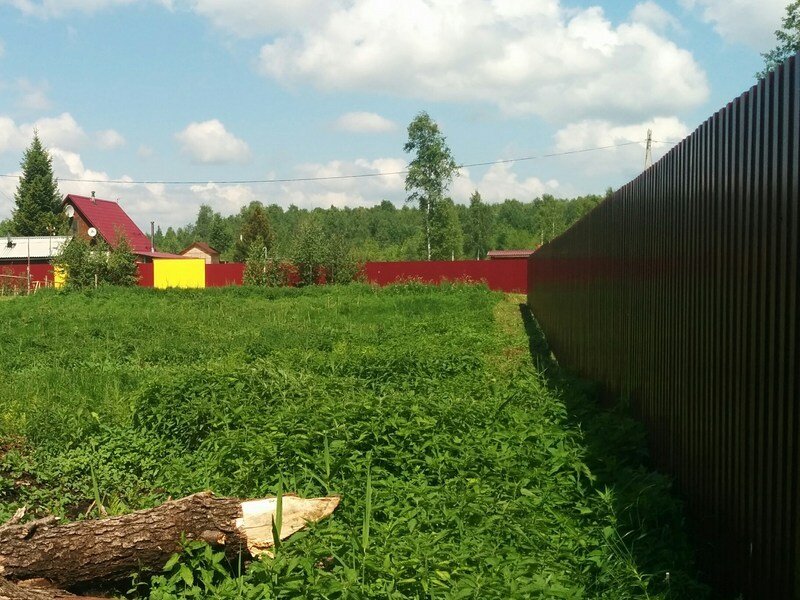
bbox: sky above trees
[0,0,791,229]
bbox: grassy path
[0,285,705,598]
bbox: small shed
[180,242,221,264]
[0,236,71,265]
[486,249,536,260]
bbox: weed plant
[0,284,707,598]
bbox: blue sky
[0,0,788,228]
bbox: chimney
[91,191,96,204]
[150,221,155,253]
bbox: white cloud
[0,112,87,153]
[175,119,251,165]
[240,0,709,122]
[49,147,115,187]
[631,1,681,32]
[333,111,397,133]
[284,157,407,208]
[454,163,558,203]
[554,116,690,152]
[272,155,558,209]
[28,113,87,149]
[553,116,691,176]
[0,117,29,153]
[95,129,126,150]
[680,0,786,50]
[0,170,19,217]
[189,182,260,213]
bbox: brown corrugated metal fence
[527,53,799,598]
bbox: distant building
[0,235,71,265]
[62,193,179,262]
[486,249,536,260]
[180,242,221,264]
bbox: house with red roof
[62,193,179,262]
[180,241,221,264]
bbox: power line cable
[0,140,644,187]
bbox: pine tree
[12,132,63,236]
[233,203,276,262]
[465,190,493,259]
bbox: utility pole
[644,129,653,170]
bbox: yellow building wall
[153,258,205,289]
[53,267,66,289]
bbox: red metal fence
[205,263,245,287]
[140,260,528,292]
[0,264,54,292]
[528,53,799,597]
[136,263,154,287]
[7,259,526,292]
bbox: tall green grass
[0,284,706,598]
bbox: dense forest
[153,191,610,262]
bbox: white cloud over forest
[680,0,786,50]
[175,119,251,165]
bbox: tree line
[154,191,608,263]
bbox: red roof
[486,249,536,259]
[64,194,153,254]
[180,241,220,256]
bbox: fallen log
[0,492,339,590]
[0,578,106,600]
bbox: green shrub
[52,233,139,290]
[243,237,291,287]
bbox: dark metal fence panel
[527,53,799,598]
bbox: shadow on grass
[519,303,710,599]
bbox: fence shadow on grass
[518,303,710,598]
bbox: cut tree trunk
[0,492,339,590]
[0,578,106,600]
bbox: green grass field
[0,284,706,599]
